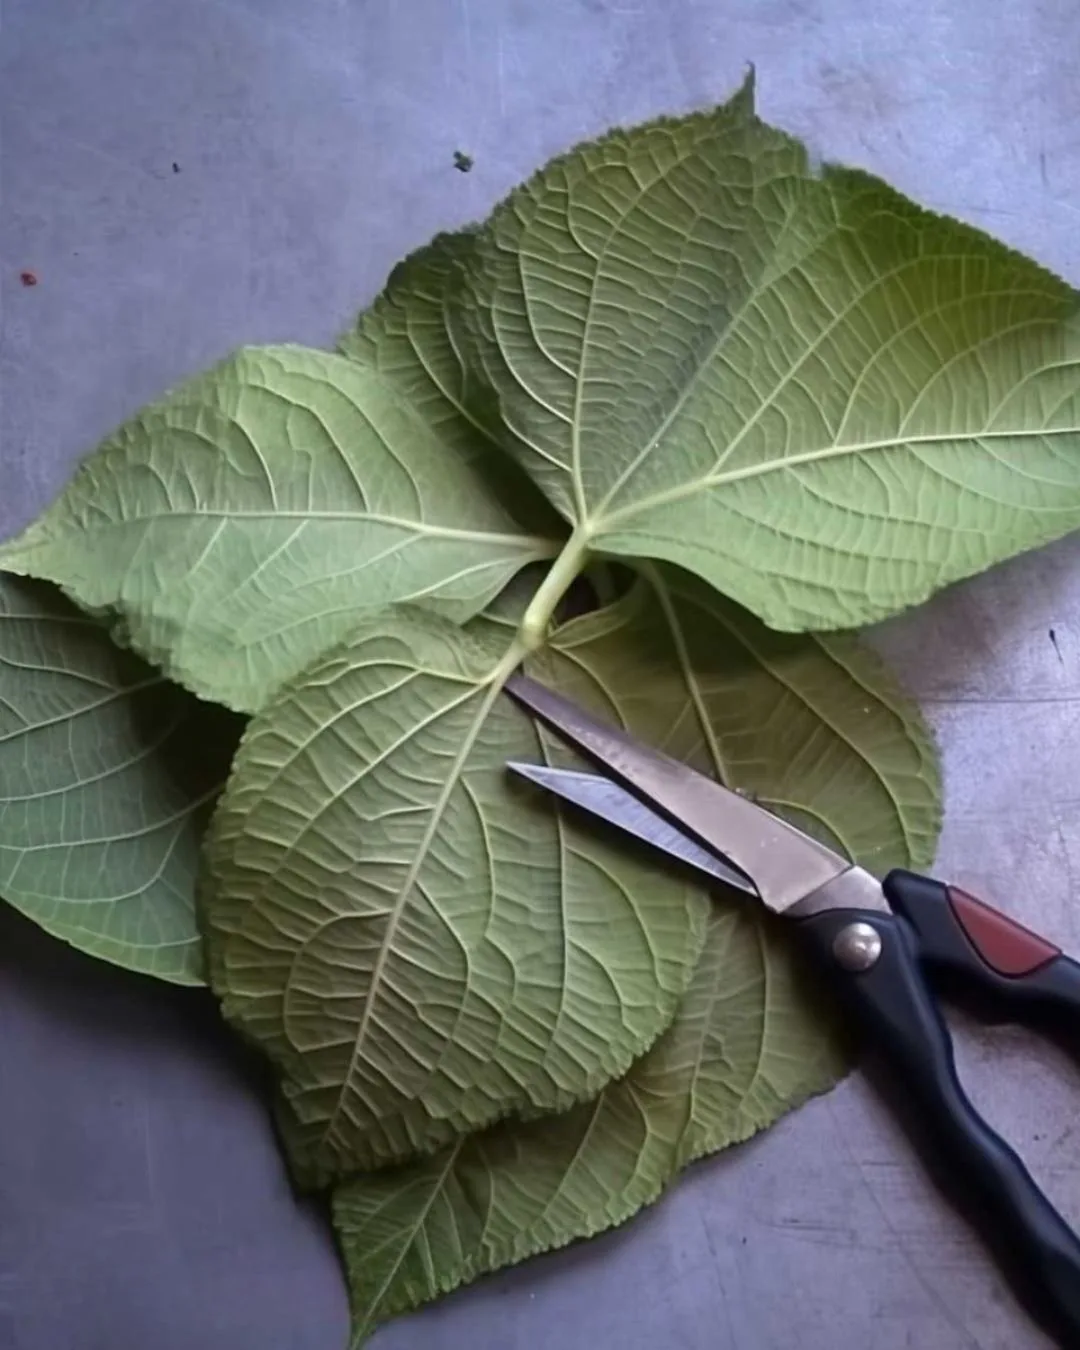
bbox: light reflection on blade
[507,762,755,895]
[505,673,848,912]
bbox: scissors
[505,672,1080,1349]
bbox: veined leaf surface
[0,574,240,983]
[458,74,1080,630]
[338,229,493,464]
[335,903,843,1346]
[332,564,941,1341]
[0,345,558,713]
[201,600,712,1184]
[338,230,567,541]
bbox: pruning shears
[505,672,1080,1349]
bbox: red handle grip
[947,887,1060,978]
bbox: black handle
[797,904,1080,1349]
[884,869,1080,1043]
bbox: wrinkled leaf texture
[353,72,1080,633]
[0,67,974,1333]
[0,573,240,982]
[201,593,714,1185]
[0,346,560,714]
[332,564,940,1342]
[4,73,1078,716]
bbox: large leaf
[332,564,941,1341]
[0,345,559,714]
[200,601,712,1185]
[0,573,240,983]
[455,73,1080,631]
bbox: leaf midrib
[646,566,735,789]
[593,422,1080,531]
[320,655,519,1156]
[6,512,555,548]
[581,170,805,524]
[349,1137,467,1345]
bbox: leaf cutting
[17,65,1080,1347]
[332,563,939,1340]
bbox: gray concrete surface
[3,1,1080,1347]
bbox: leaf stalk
[517,527,592,651]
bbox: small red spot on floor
[19,271,38,287]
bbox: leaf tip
[735,62,757,115]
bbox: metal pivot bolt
[833,921,883,972]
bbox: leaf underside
[0,574,240,983]
[453,73,1080,629]
[201,598,713,1185]
[0,346,559,714]
[335,903,844,1343]
[332,562,941,1341]
[6,75,1079,717]
[0,68,976,1345]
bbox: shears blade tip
[507,760,756,894]
[505,672,850,914]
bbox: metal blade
[506,673,850,914]
[508,763,755,893]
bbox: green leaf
[335,905,844,1346]
[338,230,566,541]
[339,229,494,465]
[0,573,240,984]
[200,601,711,1185]
[0,345,559,714]
[331,565,941,1341]
[457,72,1080,631]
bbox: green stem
[517,526,592,652]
